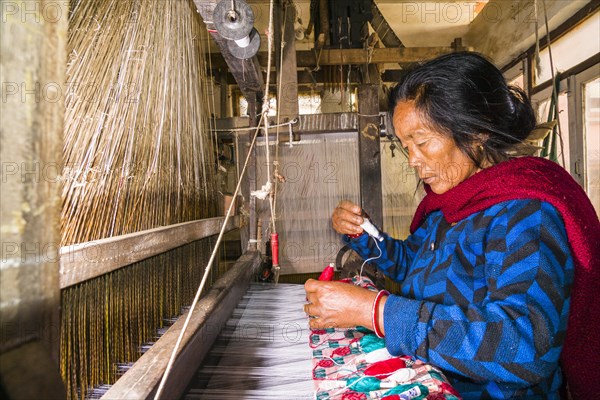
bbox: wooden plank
[102,251,262,400]
[304,47,459,66]
[192,0,264,97]
[215,113,359,139]
[358,84,383,227]
[370,1,403,48]
[215,69,416,86]
[1,0,67,364]
[209,46,461,68]
[278,0,299,120]
[0,340,66,400]
[59,216,240,289]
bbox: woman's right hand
[332,200,365,236]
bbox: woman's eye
[416,140,428,147]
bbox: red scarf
[410,156,600,399]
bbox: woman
[304,52,600,399]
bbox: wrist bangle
[372,290,389,338]
[347,231,365,239]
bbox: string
[541,0,566,168]
[261,0,277,233]
[211,118,297,132]
[273,0,289,234]
[358,237,382,281]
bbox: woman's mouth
[422,176,435,184]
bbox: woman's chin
[428,180,451,194]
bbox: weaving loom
[179,276,461,400]
[0,0,473,398]
[183,283,314,399]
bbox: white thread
[211,118,298,132]
[360,218,383,241]
[154,114,266,400]
[359,238,382,280]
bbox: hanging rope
[541,0,566,167]
[154,113,265,400]
[534,0,566,167]
[156,0,279,395]
[273,1,290,234]
[260,0,278,235]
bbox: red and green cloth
[310,275,461,399]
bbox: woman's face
[393,101,480,194]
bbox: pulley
[213,0,254,41]
[227,27,261,60]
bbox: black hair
[388,51,536,167]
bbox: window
[584,77,600,215]
[298,93,321,115]
[238,95,277,117]
[509,74,525,90]
[534,12,600,86]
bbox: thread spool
[270,232,279,267]
[213,0,260,60]
[213,0,254,41]
[227,27,261,60]
[360,218,384,241]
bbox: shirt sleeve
[382,201,574,388]
[343,224,427,282]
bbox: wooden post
[0,0,67,397]
[357,84,383,227]
[246,94,258,251]
[220,69,228,118]
[278,0,299,121]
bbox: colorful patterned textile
[310,276,461,400]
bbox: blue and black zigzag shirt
[345,199,574,399]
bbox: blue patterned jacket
[345,199,574,399]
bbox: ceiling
[242,0,487,50]
[203,0,595,100]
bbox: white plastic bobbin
[213,0,254,41]
[228,27,261,60]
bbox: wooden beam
[246,96,258,251]
[59,216,240,289]
[192,0,263,97]
[1,0,67,367]
[212,68,411,87]
[370,1,403,48]
[278,0,299,120]
[102,251,262,400]
[301,47,460,66]
[215,113,360,139]
[358,85,383,227]
[209,46,462,68]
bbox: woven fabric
[310,276,461,399]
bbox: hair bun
[507,86,536,142]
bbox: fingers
[304,278,319,293]
[337,200,362,214]
[332,201,364,235]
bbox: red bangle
[347,231,366,239]
[372,290,389,338]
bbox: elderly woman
[304,52,600,399]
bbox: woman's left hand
[304,279,378,330]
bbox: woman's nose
[407,147,422,169]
